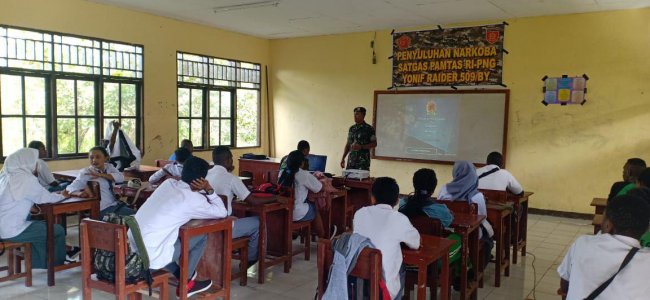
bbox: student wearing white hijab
[0,148,68,268]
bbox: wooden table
[52,170,80,182]
[332,177,374,225]
[486,204,512,287]
[591,197,607,234]
[41,197,100,286]
[510,192,533,264]
[310,189,348,238]
[113,182,157,208]
[402,235,456,300]
[238,157,282,187]
[231,196,292,284]
[450,213,485,300]
[178,217,234,300]
[123,165,160,181]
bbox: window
[0,25,143,158]
[177,52,260,149]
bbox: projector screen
[373,90,508,165]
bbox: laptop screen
[307,154,327,172]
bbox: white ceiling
[90,0,650,39]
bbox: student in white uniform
[205,146,260,265]
[558,195,650,299]
[149,147,191,185]
[353,177,420,300]
[0,148,70,268]
[65,146,135,218]
[27,140,59,190]
[278,150,326,237]
[476,152,523,195]
[438,160,494,266]
[131,157,226,298]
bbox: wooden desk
[238,158,282,187]
[402,235,456,300]
[41,197,100,286]
[510,192,533,264]
[123,165,160,181]
[450,213,485,300]
[231,196,291,284]
[113,183,157,208]
[332,177,374,226]
[591,197,607,215]
[178,217,234,300]
[52,170,79,182]
[310,189,348,237]
[486,204,512,287]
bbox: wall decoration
[541,74,588,105]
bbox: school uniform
[353,204,420,299]
[35,159,57,188]
[290,169,323,221]
[65,163,134,217]
[476,164,523,194]
[557,234,650,299]
[148,162,183,184]
[129,179,228,275]
[205,165,260,261]
[0,148,66,269]
[438,184,494,238]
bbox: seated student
[438,161,494,265]
[169,139,193,161]
[626,188,650,247]
[149,147,191,185]
[476,151,523,195]
[636,167,650,188]
[130,157,226,297]
[27,140,60,191]
[66,146,135,218]
[280,140,310,171]
[205,146,260,266]
[608,158,646,200]
[0,148,78,268]
[278,150,325,237]
[558,195,650,299]
[354,177,420,300]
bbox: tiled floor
[0,213,593,300]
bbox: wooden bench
[0,241,32,287]
[591,197,607,234]
[592,214,604,234]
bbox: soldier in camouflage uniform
[340,107,377,171]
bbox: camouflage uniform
[346,122,376,170]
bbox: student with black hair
[558,195,650,299]
[608,158,646,200]
[353,177,420,300]
[27,140,59,190]
[626,187,650,247]
[149,147,191,184]
[169,139,194,161]
[205,146,261,266]
[279,140,311,171]
[65,146,134,218]
[131,156,226,297]
[475,151,523,195]
[636,167,650,188]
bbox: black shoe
[66,246,81,262]
[452,276,461,291]
[187,279,212,298]
[247,259,258,270]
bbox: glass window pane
[121,118,136,143]
[209,90,220,117]
[220,91,231,118]
[1,74,23,115]
[25,77,46,115]
[190,119,202,147]
[236,89,259,147]
[178,88,190,117]
[191,89,203,117]
[209,120,219,146]
[121,84,136,116]
[57,118,76,154]
[77,118,95,153]
[2,117,23,156]
[103,82,119,116]
[221,119,231,146]
[56,79,75,116]
[26,117,46,146]
[178,119,190,146]
[77,80,94,116]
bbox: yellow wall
[270,8,650,213]
[0,0,271,172]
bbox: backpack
[109,130,136,171]
[93,213,154,295]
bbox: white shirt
[36,159,57,187]
[0,180,63,238]
[129,179,227,269]
[148,162,183,184]
[291,169,322,221]
[558,234,650,300]
[66,164,124,211]
[353,204,420,299]
[476,165,523,195]
[205,165,251,216]
[437,185,494,238]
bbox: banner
[392,24,505,87]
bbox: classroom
[1,0,650,299]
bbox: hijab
[0,148,40,201]
[445,161,479,202]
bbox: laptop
[306,154,327,173]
